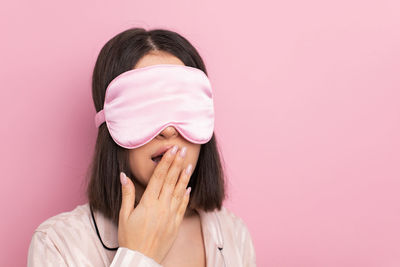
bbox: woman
[27,27,256,266]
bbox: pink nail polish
[120,172,128,185]
[185,164,193,174]
[179,146,187,157]
[185,187,191,196]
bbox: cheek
[128,152,155,185]
[186,145,201,167]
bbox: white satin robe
[27,203,256,266]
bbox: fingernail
[185,187,191,196]
[120,172,128,185]
[180,146,187,157]
[170,145,178,155]
[185,164,193,174]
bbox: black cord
[90,204,119,251]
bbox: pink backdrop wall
[1,0,399,266]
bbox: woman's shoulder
[28,203,111,266]
[214,206,257,265]
[213,205,251,231]
[34,202,91,235]
[199,205,254,242]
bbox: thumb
[119,172,135,220]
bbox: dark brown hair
[85,27,227,225]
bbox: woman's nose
[158,126,179,139]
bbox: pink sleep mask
[94,64,215,149]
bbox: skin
[128,50,202,218]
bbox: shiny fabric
[27,203,256,266]
[95,64,215,149]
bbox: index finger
[140,145,178,203]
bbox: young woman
[27,27,256,267]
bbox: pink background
[1,0,399,266]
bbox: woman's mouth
[151,153,164,164]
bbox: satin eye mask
[94,64,215,149]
